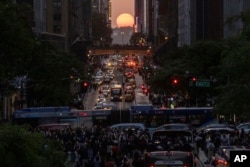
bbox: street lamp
[121,32,124,45]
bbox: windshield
[151,130,193,152]
[112,89,121,94]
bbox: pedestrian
[206,140,215,163]
[105,155,116,167]
[240,128,246,140]
[93,152,102,167]
[121,155,130,167]
[195,134,202,154]
[220,134,229,146]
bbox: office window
[53,25,62,33]
[53,13,61,21]
[53,0,61,9]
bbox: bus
[110,84,123,101]
[129,105,215,128]
[12,107,111,129]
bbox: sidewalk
[83,88,98,109]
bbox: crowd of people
[194,128,250,163]
[36,125,150,167]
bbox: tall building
[33,0,46,35]
[91,0,109,15]
[134,0,144,33]
[33,0,92,52]
[153,0,250,59]
[223,0,250,38]
[177,0,250,46]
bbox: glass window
[53,0,61,9]
[53,25,62,33]
[53,14,61,21]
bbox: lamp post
[121,32,124,45]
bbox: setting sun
[116,13,134,27]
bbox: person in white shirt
[220,134,229,146]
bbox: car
[93,103,104,110]
[198,124,239,136]
[102,103,117,110]
[124,89,135,96]
[93,77,103,85]
[124,92,134,102]
[146,129,195,167]
[213,145,250,167]
[99,84,110,94]
[110,123,147,131]
[236,122,250,135]
[103,75,111,83]
[97,95,106,103]
[127,78,136,88]
[102,89,109,97]
[154,123,195,132]
[124,85,133,92]
[106,73,114,80]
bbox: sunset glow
[116,13,134,27]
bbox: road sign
[189,80,211,87]
[195,81,210,87]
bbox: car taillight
[216,159,228,165]
[149,165,155,167]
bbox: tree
[26,40,84,106]
[0,1,86,107]
[216,39,250,119]
[0,123,65,167]
[0,1,34,83]
[129,32,147,46]
[149,41,223,106]
[215,10,250,120]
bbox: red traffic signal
[83,82,88,87]
[173,79,178,84]
[192,77,196,81]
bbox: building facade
[161,0,250,48]
[32,0,92,52]
[223,0,250,39]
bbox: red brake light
[149,165,155,167]
[80,112,87,116]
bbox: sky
[110,0,134,28]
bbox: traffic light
[83,82,88,87]
[172,79,178,85]
[82,82,88,93]
[189,77,197,87]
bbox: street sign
[195,81,210,87]
[189,80,211,87]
